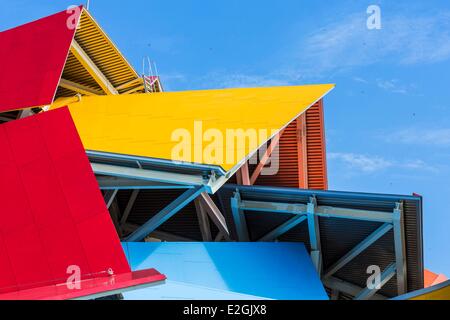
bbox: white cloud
[195,72,293,89]
[211,73,290,88]
[328,152,392,172]
[375,79,417,94]
[402,159,438,172]
[352,77,417,95]
[328,152,438,173]
[352,77,369,84]
[384,128,450,146]
[292,11,450,78]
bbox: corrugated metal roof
[54,8,145,99]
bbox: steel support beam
[198,192,230,239]
[125,186,205,242]
[70,40,118,95]
[215,232,224,242]
[91,163,205,187]
[240,200,307,214]
[296,114,309,188]
[122,85,145,95]
[149,230,195,242]
[120,190,139,225]
[103,189,118,209]
[238,199,393,223]
[316,206,393,223]
[115,78,143,91]
[355,263,397,300]
[236,162,251,185]
[0,116,15,122]
[17,109,35,119]
[109,199,123,237]
[323,276,387,300]
[258,215,307,242]
[59,78,104,96]
[250,130,284,185]
[323,223,394,279]
[122,223,195,242]
[393,202,407,295]
[230,191,250,241]
[96,176,192,190]
[194,198,212,241]
[307,197,322,275]
[330,289,340,300]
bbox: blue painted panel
[124,280,268,300]
[122,242,328,300]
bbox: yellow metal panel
[51,85,334,172]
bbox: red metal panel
[0,268,165,300]
[0,108,164,299]
[0,7,82,112]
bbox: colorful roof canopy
[51,84,334,173]
[0,6,149,114]
[0,108,165,300]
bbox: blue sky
[1,1,449,275]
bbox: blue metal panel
[122,242,329,300]
[125,186,205,242]
[123,280,269,300]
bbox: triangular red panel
[0,108,165,299]
[0,7,82,112]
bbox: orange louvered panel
[252,100,328,190]
[305,100,328,190]
[253,119,300,188]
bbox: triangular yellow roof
[51,84,334,172]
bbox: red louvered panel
[252,100,328,190]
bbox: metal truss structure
[98,161,421,300]
[227,187,415,300]
[94,150,234,243]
